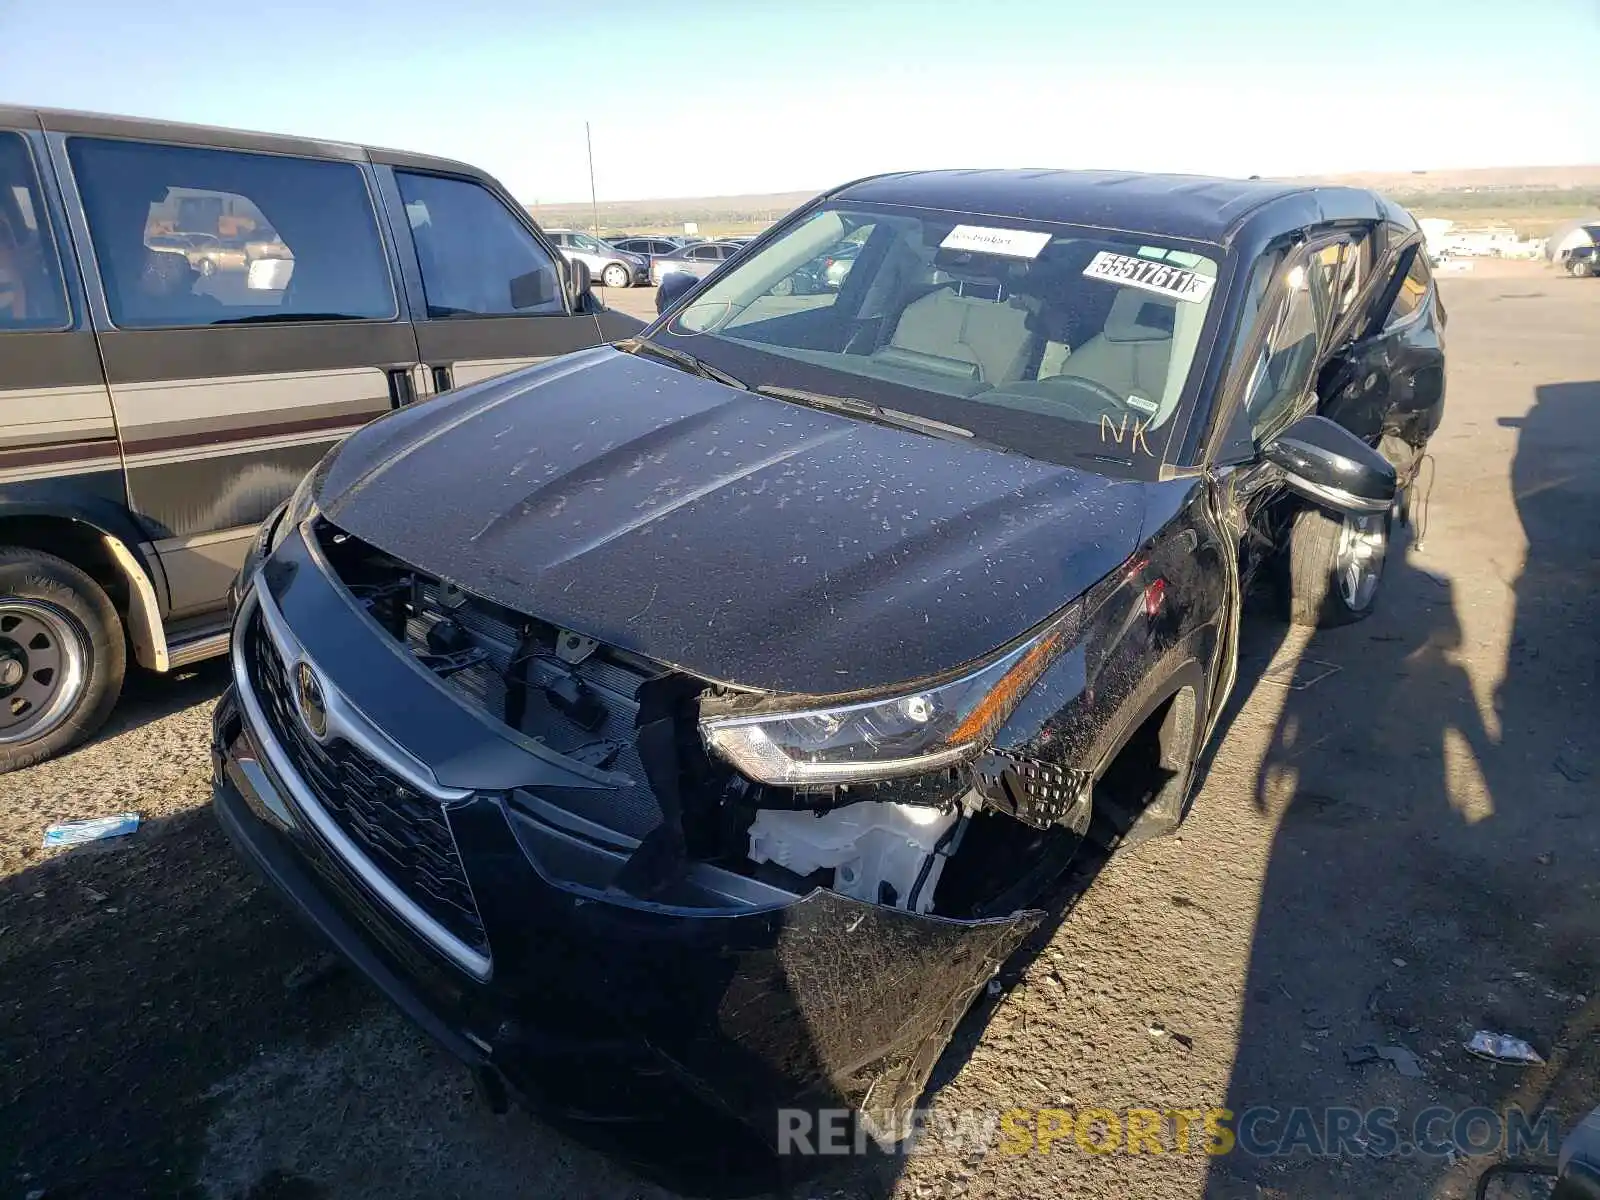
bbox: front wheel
[602,263,632,289]
[0,549,126,772]
[1571,259,1594,279]
[1285,506,1390,628]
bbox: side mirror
[509,268,556,310]
[656,270,700,316]
[1262,414,1396,514]
[562,258,593,311]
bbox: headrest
[1103,288,1175,343]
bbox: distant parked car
[146,231,247,276]
[545,229,649,288]
[648,239,744,286]
[611,236,682,276]
[1561,227,1600,277]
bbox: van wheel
[1285,506,1389,628]
[0,549,126,773]
[602,263,631,289]
[198,257,217,277]
[1572,259,1594,279]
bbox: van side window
[67,138,396,329]
[0,132,69,331]
[394,173,564,318]
[1384,249,1431,328]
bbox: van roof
[0,103,493,183]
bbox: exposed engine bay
[315,520,1092,920]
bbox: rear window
[68,138,396,329]
[0,131,70,331]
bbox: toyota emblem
[294,661,328,740]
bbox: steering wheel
[1038,373,1133,422]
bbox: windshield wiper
[620,337,746,389]
[754,385,977,444]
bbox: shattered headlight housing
[700,603,1081,787]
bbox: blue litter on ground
[42,813,141,848]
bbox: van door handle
[386,368,415,407]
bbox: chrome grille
[245,612,488,956]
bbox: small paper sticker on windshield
[1083,250,1215,303]
[940,225,1052,259]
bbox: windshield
[652,203,1223,470]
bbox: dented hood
[316,347,1146,695]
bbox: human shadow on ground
[1205,381,1600,1198]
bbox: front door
[1197,236,1344,724]
[45,119,417,622]
[0,120,124,528]
[372,163,629,395]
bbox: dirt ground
[2,263,1596,1200]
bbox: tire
[1572,259,1593,279]
[198,257,216,278]
[769,276,795,297]
[0,549,126,773]
[1285,506,1390,628]
[601,263,631,289]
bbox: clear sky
[3,0,1597,203]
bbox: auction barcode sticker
[1082,251,1215,303]
[940,225,1052,259]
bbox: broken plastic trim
[972,747,1092,830]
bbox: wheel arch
[0,499,170,671]
[1083,649,1210,847]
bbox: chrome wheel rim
[1335,513,1387,611]
[0,599,90,745]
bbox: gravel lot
[2,265,1596,1200]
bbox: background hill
[528,166,1600,241]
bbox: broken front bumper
[211,528,1041,1142]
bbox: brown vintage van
[0,104,640,770]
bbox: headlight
[700,603,1081,787]
[281,465,320,540]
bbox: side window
[0,132,70,330]
[689,245,719,262]
[1384,249,1430,328]
[729,219,882,329]
[1336,230,1373,320]
[1240,254,1323,443]
[68,138,395,329]
[396,172,564,318]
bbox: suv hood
[316,347,1146,696]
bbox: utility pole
[586,121,601,242]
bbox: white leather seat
[1053,288,1175,405]
[873,286,1034,383]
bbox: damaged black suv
[213,169,1446,1144]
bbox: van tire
[1285,506,1389,628]
[0,549,126,773]
[602,263,631,289]
[1572,259,1593,279]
